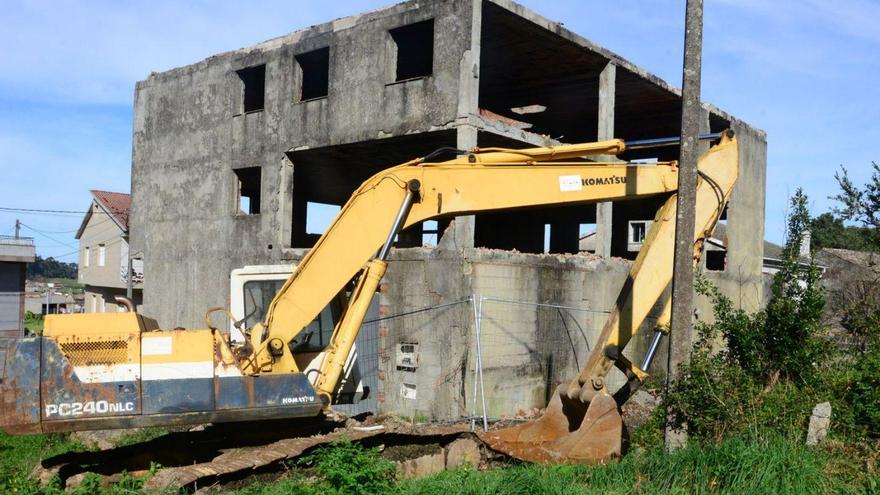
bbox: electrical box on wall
[400,383,417,400]
[396,342,419,371]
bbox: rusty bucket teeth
[478,387,622,464]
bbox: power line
[25,226,80,234]
[20,223,78,249]
[9,213,117,240]
[0,207,88,215]
[51,235,128,261]
[0,206,118,218]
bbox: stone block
[806,401,831,446]
[395,452,445,479]
[445,437,481,468]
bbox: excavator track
[34,418,479,491]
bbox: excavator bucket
[479,386,622,464]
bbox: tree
[831,162,880,249]
[809,213,877,252]
[27,256,78,280]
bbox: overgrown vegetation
[232,436,877,494]
[810,161,880,252]
[296,439,397,494]
[810,213,878,252]
[665,188,879,467]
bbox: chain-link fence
[335,295,610,429]
[470,296,608,427]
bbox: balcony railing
[0,235,35,247]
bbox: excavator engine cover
[479,386,622,464]
[0,313,324,434]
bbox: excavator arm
[250,132,737,412]
[247,141,677,379]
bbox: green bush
[847,349,880,435]
[668,190,831,441]
[298,439,397,495]
[717,190,827,384]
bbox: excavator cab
[229,265,368,405]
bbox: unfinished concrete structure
[131,0,767,420]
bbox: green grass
[24,314,43,334]
[113,428,168,448]
[0,431,85,493]
[1,430,876,494]
[45,278,83,294]
[234,435,878,495]
[402,437,878,495]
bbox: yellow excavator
[0,130,738,464]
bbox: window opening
[234,167,262,215]
[579,223,597,253]
[98,244,106,266]
[237,64,266,113]
[389,19,434,81]
[296,47,330,100]
[422,220,438,246]
[306,202,341,235]
[84,247,90,268]
[706,249,726,271]
[627,220,652,252]
[543,224,551,254]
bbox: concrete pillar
[456,0,481,118]
[439,0,481,252]
[280,156,295,251]
[724,121,767,311]
[291,195,308,248]
[698,107,711,155]
[438,125,478,250]
[594,62,616,257]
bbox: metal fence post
[476,295,488,432]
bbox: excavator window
[291,296,343,353]
[243,279,344,353]
[243,280,285,329]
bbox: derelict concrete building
[131,0,766,420]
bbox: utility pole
[14,219,20,239]
[125,235,133,300]
[665,0,704,450]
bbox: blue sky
[1,1,877,261]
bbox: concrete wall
[131,0,478,329]
[699,122,768,317]
[377,247,667,421]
